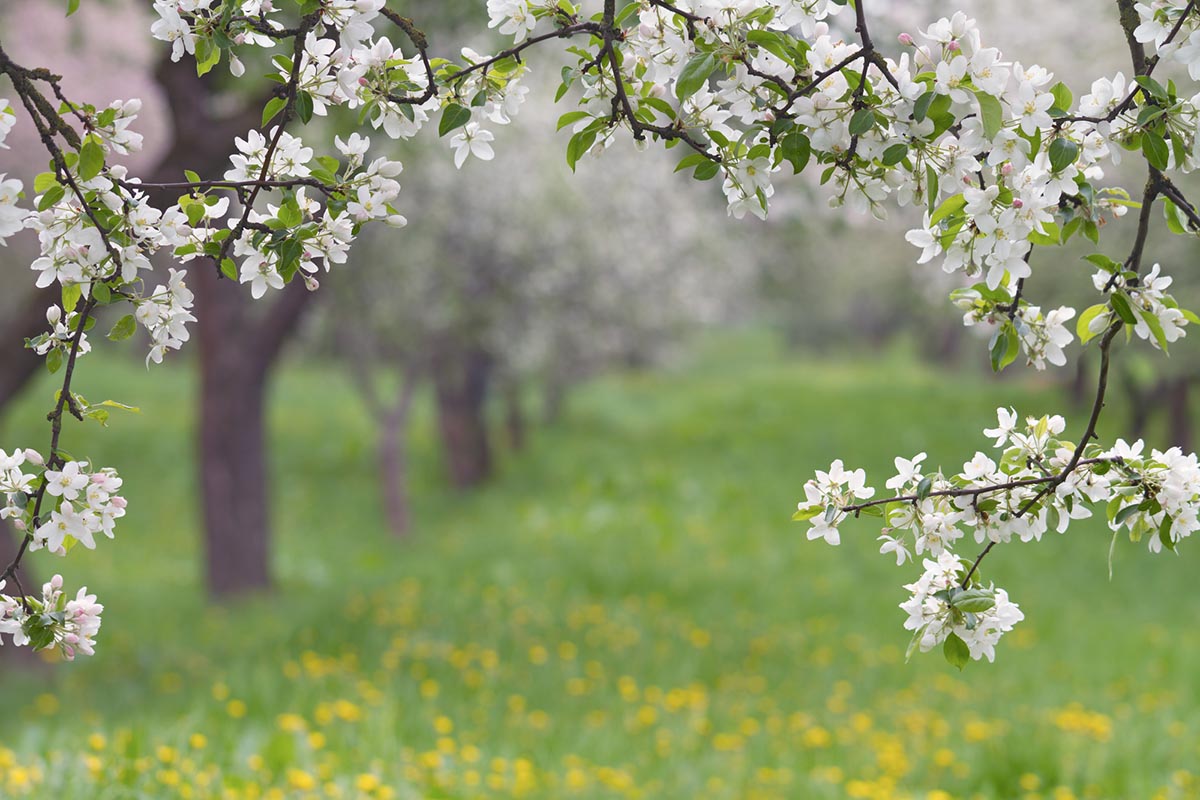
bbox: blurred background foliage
[1,1,1199,798]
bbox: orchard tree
[332,90,754,525]
[2,0,1200,669]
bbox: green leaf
[930,193,966,226]
[565,127,598,172]
[990,323,1019,373]
[556,111,590,131]
[692,160,720,181]
[261,97,287,128]
[107,314,137,342]
[673,153,709,174]
[1076,303,1110,343]
[78,139,104,181]
[675,52,717,100]
[780,132,811,173]
[1140,307,1171,353]
[913,90,936,123]
[1047,137,1078,173]
[848,107,875,136]
[881,142,908,166]
[37,185,65,212]
[975,91,1003,140]
[943,632,970,670]
[1163,198,1189,234]
[1142,130,1169,171]
[61,282,82,314]
[1050,81,1073,114]
[916,476,933,500]
[1110,292,1138,326]
[46,347,64,374]
[194,37,221,77]
[66,0,81,15]
[951,588,995,613]
[33,172,59,194]
[295,92,314,125]
[438,104,472,137]
[792,505,822,522]
[220,258,238,281]
[91,282,112,305]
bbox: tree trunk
[433,340,493,488]
[1167,377,1193,452]
[0,289,56,411]
[148,56,315,598]
[504,378,526,452]
[379,374,418,537]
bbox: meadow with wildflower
[0,334,1196,800]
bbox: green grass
[0,330,1197,800]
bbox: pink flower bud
[1000,162,1013,176]
[50,574,63,590]
[13,520,26,532]
[1012,198,1024,208]
[24,449,43,465]
[111,496,128,509]
[762,109,776,123]
[359,77,369,87]
[234,33,246,45]
[898,33,914,46]
[91,474,107,484]
[947,40,960,52]
[303,275,320,292]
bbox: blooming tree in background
[1,0,1200,667]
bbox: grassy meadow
[0,332,1197,800]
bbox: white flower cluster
[900,550,1024,664]
[137,268,197,365]
[799,406,1200,664]
[0,575,103,660]
[29,460,126,554]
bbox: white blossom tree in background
[0,0,1199,669]
[329,88,756,532]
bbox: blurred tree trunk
[1167,377,1193,452]
[433,337,493,488]
[148,56,315,597]
[378,371,419,536]
[504,378,526,452]
[0,289,55,411]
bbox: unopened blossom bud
[1013,198,1024,208]
[1001,162,1014,176]
[303,274,320,292]
[762,109,776,123]
[359,77,369,87]
[947,40,960,52]
[898,32,914,45]
[24,449,43,466]
[13,520,26,532]
[46,305,61,325]
[649,84,666,100]
[233,33,245,45]
[50,574,63,590]
[111,496,127,509]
